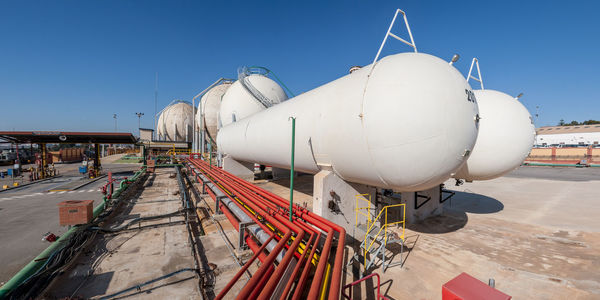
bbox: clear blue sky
[0,1,598,134]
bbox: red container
[442,273,511,300]
[58,200,94,226]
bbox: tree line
[557,119,600,126]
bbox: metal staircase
[350,194,406,276]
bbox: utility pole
[113,114,118,132]
[135,112,144,129]
[154,72,158,140]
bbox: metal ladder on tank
[349,194,406,276]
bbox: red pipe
[211,163,345,299]
[216,233,276,299]
[189,158,342,299]
[292,231,321,300]
[280,231,316,299]
[195,160,307,300]
[219,203,240,229]
[215,166,346,300]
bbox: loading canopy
[0,131,138,144]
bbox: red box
[58,200,94,226]
[442,272,511,300]
[147,160,155,173]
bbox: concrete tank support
[222,155,254,181]
[313,170,376,234]
[313,170,444,232]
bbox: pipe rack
[186,157,346,300]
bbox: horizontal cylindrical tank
[218,74,288,128]
[454,89,535,181]
[157,101,194,142]
[196,82,232,142]
[218,53,480,191]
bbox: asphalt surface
[506,165,600,181]
[0,163,139,284]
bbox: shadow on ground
[446,190,504,214]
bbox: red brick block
[58,200,94,226]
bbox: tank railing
[342,272,389,300]
[238,66,276,109]
[372,8,417,67]
[247,65,296,98]
[467,58,484,90]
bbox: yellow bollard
[13,182,19,187]
[2,185,8,189]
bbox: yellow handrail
[363,203,405,266]
[355,194,373,229]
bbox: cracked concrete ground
[43,169,202,299]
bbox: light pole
[135,112,144,129]
[113,114,117,132]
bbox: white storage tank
[454,89,535,181]
[196,82,232,142]
[218,74,288,128]
[218,52,480,192]
[157,101,194,142]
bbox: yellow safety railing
[166,149,191,156]
[363,203,405,267]
[355,194,373,230]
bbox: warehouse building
[535,125,600,146]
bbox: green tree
[558,119,565,126]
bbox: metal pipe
[216,233,276,299]
[289,117,296,222]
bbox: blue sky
[0,1,598,133]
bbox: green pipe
[525,162,584,167]
[0,225,78,298]
[289,117,296,223]
[0,167,146,298]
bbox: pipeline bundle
[187,157,346,300]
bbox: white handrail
[467,58,484,90]
[372,9,417,66]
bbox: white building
[536,125,600,146]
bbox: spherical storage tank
[218,74,288,128]
[218,53,480,192]
[156,101,194,142]
[196,82,232,141]
[454,89,535,181]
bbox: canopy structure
[0,131,138,144]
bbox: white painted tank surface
[218,53,480,191]
[218,74,288,128]
[196,82,232,141]
[158,101,194,142]
[454,89,535,181]
[156,111,167,140]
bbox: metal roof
[0,131,138,144]
[536,125,600,135]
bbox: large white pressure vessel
[454,90,535,181]
[218,53,480,191]
[218,74,288,128]
[157,101,194,142]
[196,82,232,141]
[156,111,167,140]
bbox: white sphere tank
[218,53,480,191]
[196,82,232,141]
[454,89,535,181]
[156,111,167,140]
[159,101,194,142]
[218,74,288,127]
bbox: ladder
[349,194,406,276]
